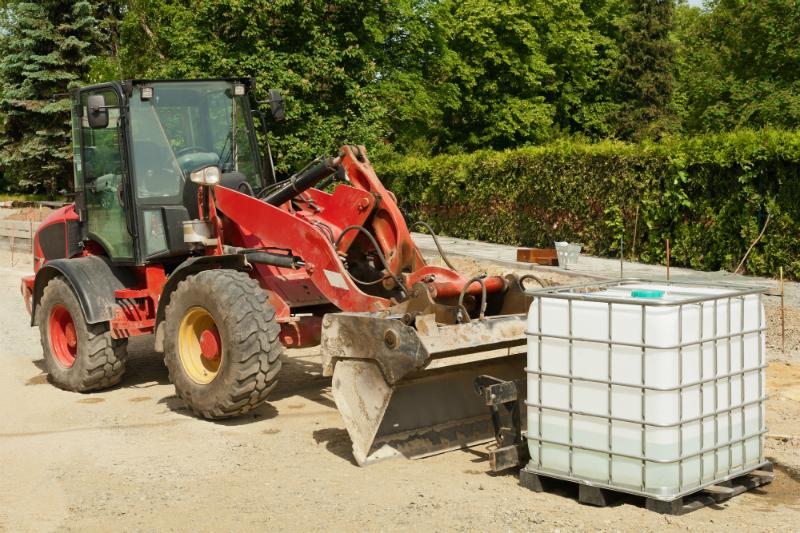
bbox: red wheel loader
[21,79,533,465]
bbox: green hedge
[378,129,800,279]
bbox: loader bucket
[321,311,528,466]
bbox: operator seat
[134,140,182,197]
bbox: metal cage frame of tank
[523,278,769,501]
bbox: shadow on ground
[157,394,280,423]
[313,427,358,465]
[27,332,335,424]
[121,339,334,422]
[269,350,334,408]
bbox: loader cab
[72,78,267,265]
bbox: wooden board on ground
[0,220,38,239]
[516,248,559,266]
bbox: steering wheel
[175,146,208,157]
[138,166,180,197]
[237,181,255,196]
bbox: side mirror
[87,94,109,129]
[268,89,285,122]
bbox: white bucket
[554,241,581,269]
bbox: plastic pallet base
[519,463,774,515]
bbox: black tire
[163,269,283,419]
[38,277,128,392]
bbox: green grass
[0,193,58,202]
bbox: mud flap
[323,312,528,466]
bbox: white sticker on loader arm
[324,269,350,290]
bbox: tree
[612,0,677,140]
[675,0,800,133]
[0,1,101,195]
[562,0,627,138]
[378,0,629,155]
[117,0,411,174]
[427,0,555,152]
[87,0,127,83]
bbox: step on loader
[21,78,534,465]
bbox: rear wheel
[38,278,128,392]
[163,269,283,419]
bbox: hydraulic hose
[334,225,407,298]
[458,276,488,320]
[519,273,548,290]
[243,251,303,269]
[228,246,305,269]
[410,221,458,272]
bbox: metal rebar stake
[666,239,671,281]
[780,267,785,354]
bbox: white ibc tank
[525,280,767,499]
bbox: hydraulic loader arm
[336,145,425,276]
[216,145,504,312]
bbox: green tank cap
[631,289,664,299]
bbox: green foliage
[612,0,677,140]
[0,193,51,202]
[380,129,800,278]
[87,0,125,83]
[553,0,627,138]
[675,0,800,133]
[0,1,101,196]
[0,0,798,283]
[428,0,556,150]
[379,0,628,155]
[115,0,409,174]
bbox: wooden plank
[0,219,39,227]
[0,220,40,239]
[0,229,32,239]
[703,484,735,496]
[749,469,776,480]
[0,223,33,233]
[0,221,33,228]
[517,248,559,265]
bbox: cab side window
[81,89,134,260]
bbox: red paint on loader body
[26,145,507,351]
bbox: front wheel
[163,269,283,419]
[38,277,128,392]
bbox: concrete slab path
[411,232,800,306]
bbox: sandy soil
[765,300,800,364]
[1,251,799,532]
[0,206,54,222]
[426,255,595,288]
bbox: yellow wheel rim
[178,306,223,384]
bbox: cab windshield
[128,81,261,198]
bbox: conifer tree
[0,1,100,196]
[612,0,677,141]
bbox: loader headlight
[189,165,221,186]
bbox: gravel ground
[1,250,799,532]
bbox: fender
[152,254,248,352]
[31,256,135,327]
